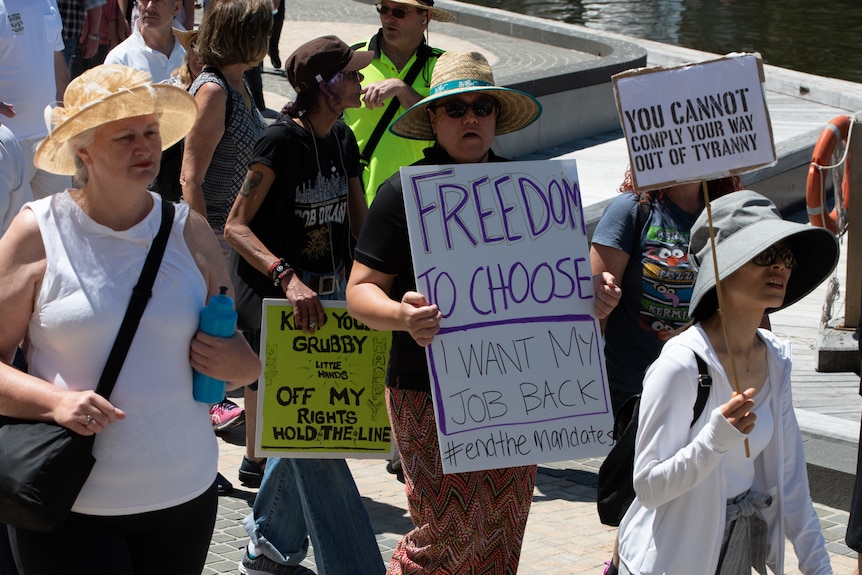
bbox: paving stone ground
[206,415,857,574]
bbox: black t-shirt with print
[236,117,361,300]
[354,145,507,392]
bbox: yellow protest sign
[256,299,392,458]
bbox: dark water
[461,0,862,83]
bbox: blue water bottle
[193,286,237,403]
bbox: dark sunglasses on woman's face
[433,98,498,119]
[375,3,414,18]
[752,245,797,269]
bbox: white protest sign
[613,53,775,191]
[401,159,614,474]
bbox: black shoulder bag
[0,200,175,533]
[359,44,433,167]
[596,352,712,527]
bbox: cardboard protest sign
[256,300,392,459]
[401,159,614,474]
[613,53,775,190]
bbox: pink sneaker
[210,399,245,431]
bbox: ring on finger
[309,320,317,328]
[85,414,93,426]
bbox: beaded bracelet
[269,258,294,286]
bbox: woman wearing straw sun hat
[616,190,836,575]
[0,64,259,573]
[346,50,542,574]
[383,49,541,146]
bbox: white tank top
[724,372,774,497]
[27,191,217,515]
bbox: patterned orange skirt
[386,386,537,575]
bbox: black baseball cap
[285,35,374,93]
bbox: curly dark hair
[618,165,741,204]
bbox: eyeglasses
[341,70,363,83]
[433,98,498,119]
[375,3,415,18]
[752,245,797,269]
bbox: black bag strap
[631,198,651,255]
[690,352,713,428]
[200,66,234,128]
[359,43,432,166]
[94,200,175,400]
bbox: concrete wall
[435,0,646,158]
[428,0,862,216]
[494,83,620,159]
[740,134,819,215]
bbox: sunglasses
[752,245,797,269]
[375,3,416,18]
[433,98,498,119]
[341,70,364,83]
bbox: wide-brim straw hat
[34,64,197,176]
[688,190,839,320]
[390,51,541,140]
[173,27,198,52]
[391,0,455,22]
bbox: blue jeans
[243,270,383,574]
[244,459,383,574]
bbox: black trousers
[244,63,265,112]
[10,481,217,574]
[0,350,28,574]
[269,0,285,61]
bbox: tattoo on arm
[240,170,264,197]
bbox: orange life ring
[806,115,852,234]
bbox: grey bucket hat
[688,190,839,321]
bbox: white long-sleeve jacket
[618,325,831,575]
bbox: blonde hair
[173,32,200,89]
[69,128,96,186]
[197,0,273,67]
[175,63,195,90]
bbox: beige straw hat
[390,51,541,140]
[172,27,198,52]
[34,64,197,176]
[390,0,455,23]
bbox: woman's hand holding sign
[400,292,442,347]
[284,276,325,334]
[592,271,622,320]
[721,387,758,435]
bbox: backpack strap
[689,352,713,428]
[631,198,652,255]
